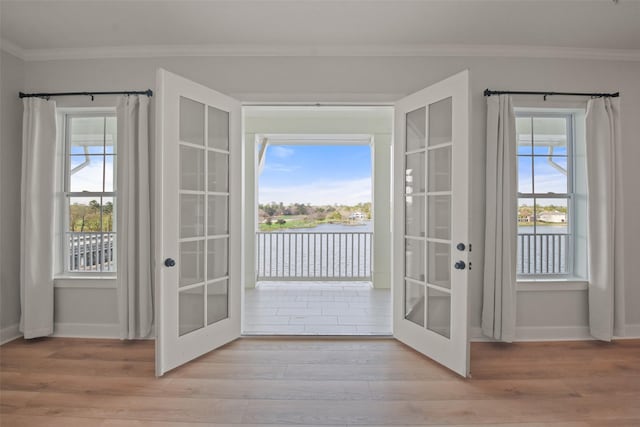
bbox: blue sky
[259,145,372,205]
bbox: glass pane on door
[428,97,452,146]
[179,286,205,336]
[406,107,426,151]
[427,287,451,338]
[180,97,205,145]
[405,281,425,327]
[207,280,228,325]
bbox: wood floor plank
[1,337,639,426]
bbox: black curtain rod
[19,89,153,100]
[484,89,619,98]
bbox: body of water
[280,220,373,233]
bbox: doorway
[155,69,471,377]
[242,108,394,335]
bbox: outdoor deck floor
[243,281,392,335]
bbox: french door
[154,68,470,377]
[155,69,241,376]
[393,70,471,377]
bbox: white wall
[0,50,24,343]
[7,54,640,339]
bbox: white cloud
[260,177,371,205]
[69,159,113,192]
[269,146,294,158]
[264,163,301,173]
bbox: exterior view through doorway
[242,108,395,335]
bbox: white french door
[393,70,471,377]
[155,69,241,376]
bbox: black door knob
[456,243,466,251]
[164,258,176,267]
[454,261,466,270]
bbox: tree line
[258,202,372,223]
[69,200,113,232]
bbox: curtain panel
[19,98,57,339]
[585,97,625,341]
[116,95,153,339]
[482,94,517,342]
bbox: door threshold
[239,334,394,340]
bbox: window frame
[515,111,576,280]
[60,110,117,277]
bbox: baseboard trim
[471,326,592,342]
[53,322,120,339]
[471,324,640,342]
[0,324,22,345]
[619,324,640,339]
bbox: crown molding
[0,38,25,60]
[3,42,640,62]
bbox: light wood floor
[1,337,639,426]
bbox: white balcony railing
[517,233,569,275]
[67,232,116,272]
[257,232,373,281]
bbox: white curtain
[482,95,517,342]
[117,95,153,339]
[19,98,57,339]
[585,97,625,341]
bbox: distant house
[518,215,534,223]
[349,211,365,220]
[538,211,567,223]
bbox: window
[516,112,576,278]
[63,113,117,273]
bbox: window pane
[533,156,567,194]
[535,198,569,232]
[535,198,569,275]
[518,156,533,194]
[516,117,532,155]
[105,116,116,154]
[69,155,105,192]
[68,197,103,232]
[533,117,567,156]
[101,197,115,232]
[104,155,115,192]
[70,116,106,155]
[517,198,535,275]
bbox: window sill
[54,276,117,289]
[517,280,588,292]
